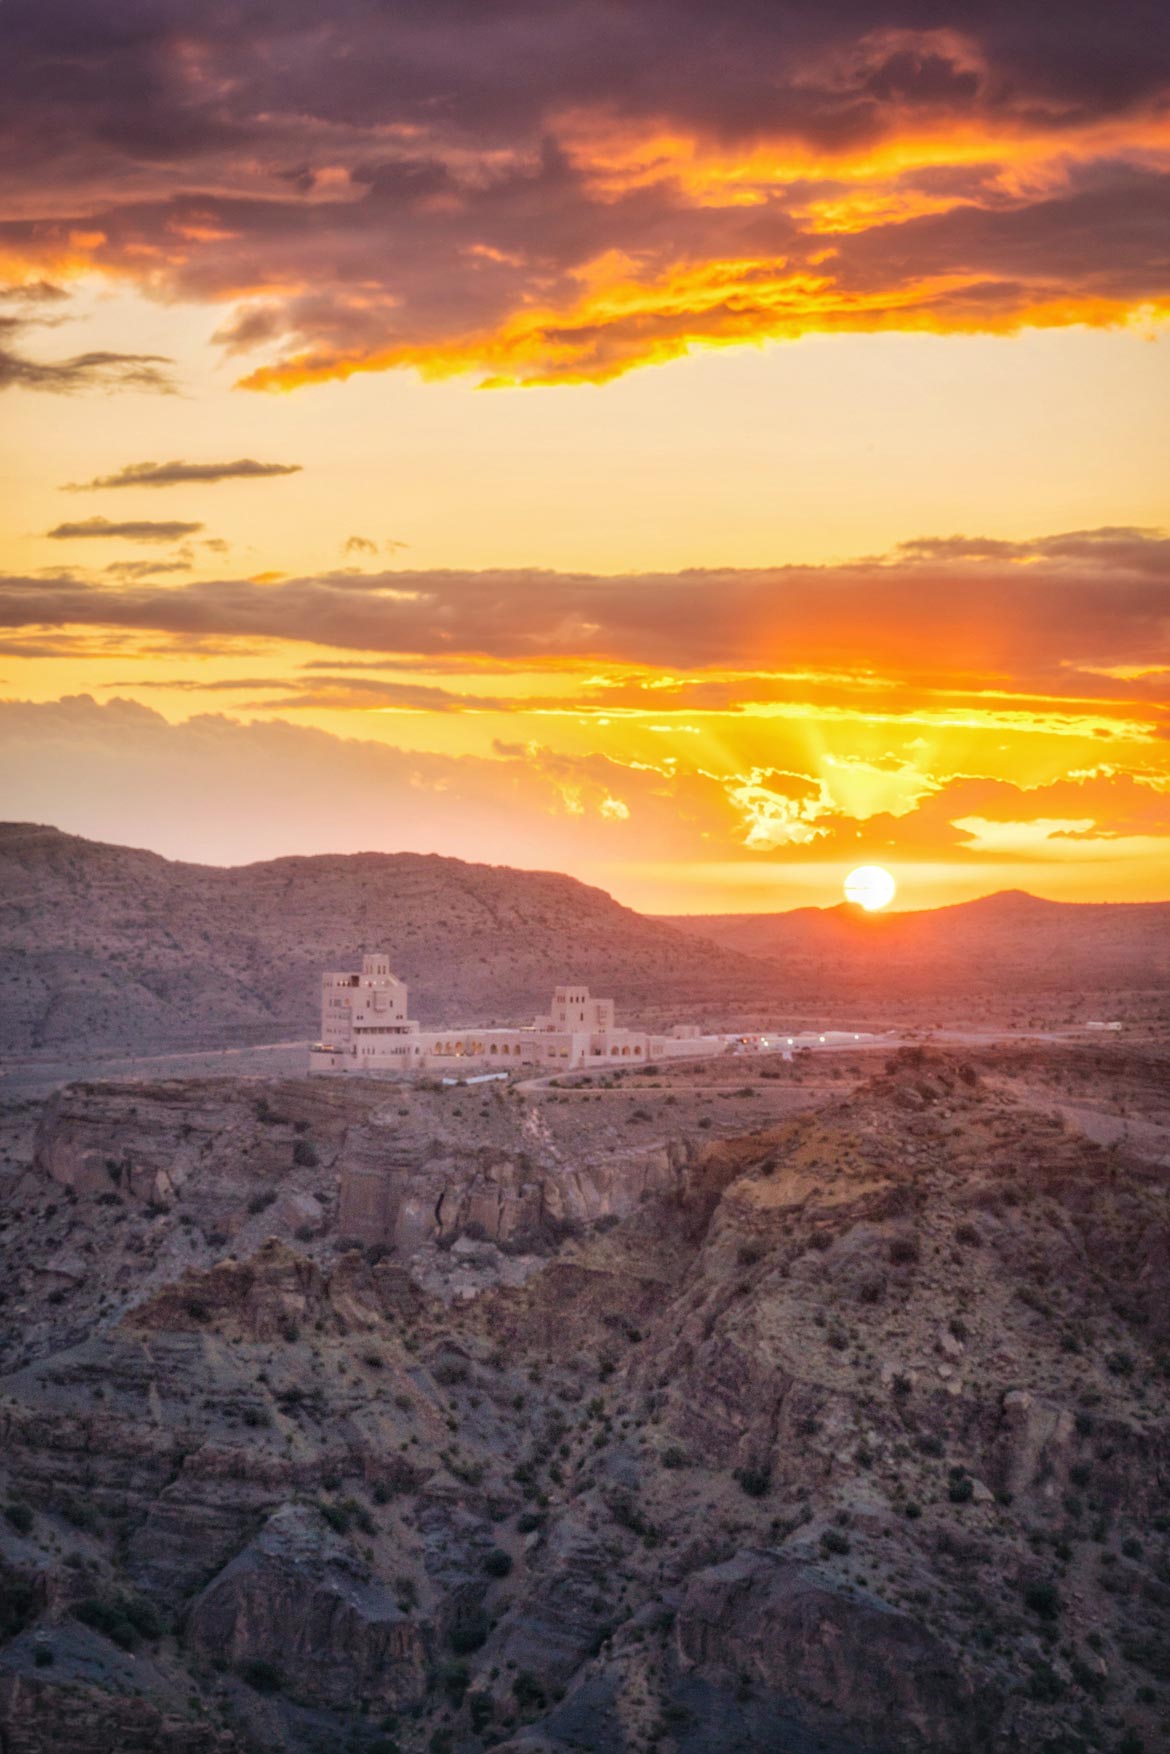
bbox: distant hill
[0,823,766,1057]
[660,890,1170,1026]
[3,826,1167,1059]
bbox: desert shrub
[74,1592,162,1650]
[247,1190,276,1216]
[4,1502,33,1535]
[0,1572,37,1641]
[1027,1661,1066,1702]
[737,1242,764,1267]
[889,1237,920,1267]
[448,1610,489,1654]
[734,1466,771,1499]
[955,1222,982,1247]
[292,1140,319,1168]
[513,1671,547,1711]
[1023,1579,1061,1621]
[60,1499,101,1532]
[433,1358,469,1387]
[468,1692,494,1731]
[948,1476,975,1504]
[239,1657,284,1693]
[440,1661,470,1702]
[820,1528,851,1556]
[660,1445,687,1470]
[33,1645,53,1667]
[483,1547,513,1578]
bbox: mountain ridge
[0,821,768,1058]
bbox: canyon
[2,1041,1169,1752]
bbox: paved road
[0,1023,1128,1101]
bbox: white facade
[309,957,725,1077]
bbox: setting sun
[843,865,897,911]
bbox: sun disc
[843,865,896,911]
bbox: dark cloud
[0,280,175,397]
[0,2,1164,385]
[0,346,176,395]
[343,536,378,556]
[3,529,1167,703]
[0,281,68,306]
[98,674,509,712]
[103,559,194,579]
[66,458,302,490]
[46,517,204,542]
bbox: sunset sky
[1,0,1168,912]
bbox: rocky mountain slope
[662,892,1170,1028]
[1,1045,1168,1753]
[0,823,766,1059]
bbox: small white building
[309,958,725,1077]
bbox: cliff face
[1,1048,1169,1753]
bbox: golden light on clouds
[1,2,1168,908]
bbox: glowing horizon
[1,1,1168,913]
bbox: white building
[309,957,726,1076]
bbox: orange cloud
[2,8,1168,389]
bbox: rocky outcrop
[675,1552,991,1751]
[185,1504,428,1710]
[0,1623,235,1753]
